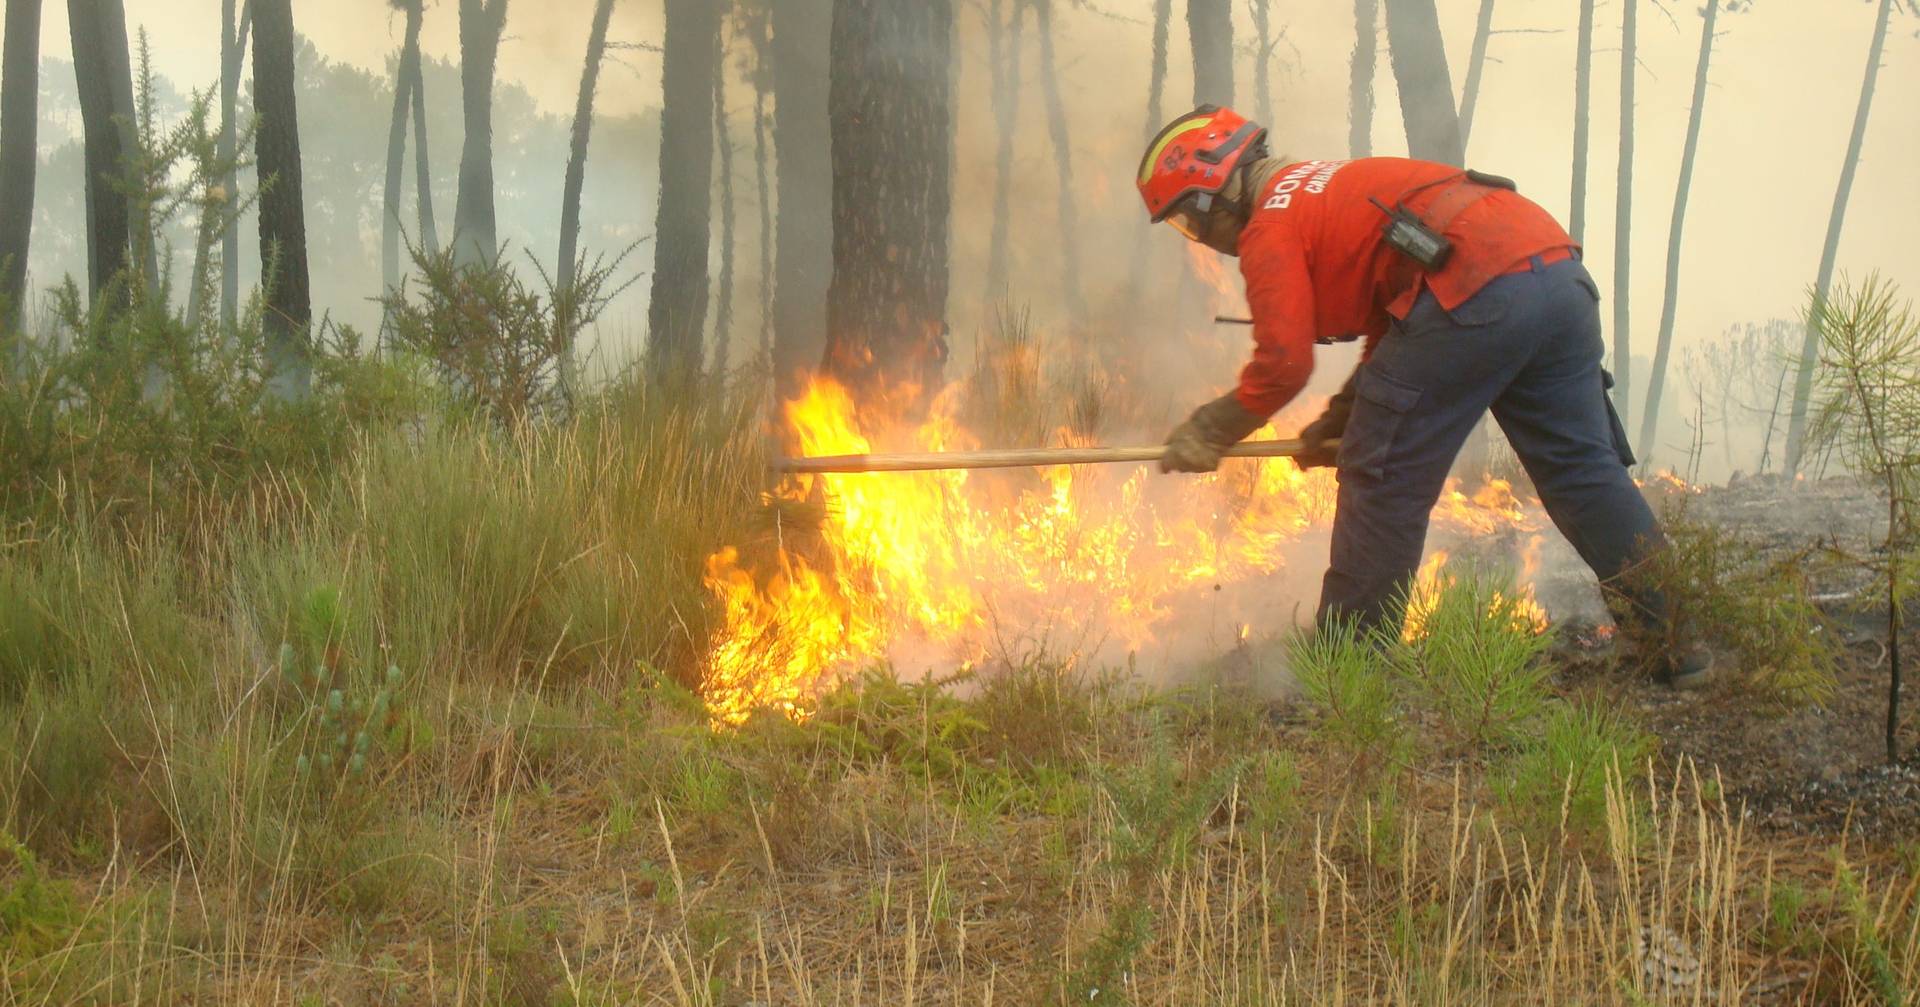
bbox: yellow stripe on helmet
[1137,114,1215,186]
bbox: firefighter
[1139,105,1709,687]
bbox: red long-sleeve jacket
[1232,157,1576,416]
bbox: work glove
[1295,372,1358,469]
[1160,393,1269,473]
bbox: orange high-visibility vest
[1231,157,1576,417]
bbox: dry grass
[3,652,1915,1005]
[0,384,1915,1005]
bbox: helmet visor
[1164,198,1213,242]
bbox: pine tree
[0,0,41,334]
[821,0,954,412]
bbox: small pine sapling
[1806,273,1920,761]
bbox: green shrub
[1641,500,1841,706]
[1494,701,1653,846]
[1287,620,1400,762]
[381,242,638,424]
[971,659,1101,771]
[808,667,985,781]
[1389,566,1554,749]
[278,644,409,788]
[1245,749,1302,836]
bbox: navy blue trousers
[1317,256,1664,636]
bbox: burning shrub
[1389,563,1556,750]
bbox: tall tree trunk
[114,15,152,293]
[555,0,613,393]
[1785,0,1894,472]
[1569,0,1594,244]
[769,0,830,396]
[1032,0,1084,328]
[0,0,40,335]
[452,0,507,267]
[1118,0,1171,327]
[1121,0,1171,304]
[751,14,772,363]
[983,0,1021,302]
[1383,0,1463,165]
[1612,0,1635,426]
[1349,0,1376,157]
[712,22,737,375]
[1145,0,1172,142]
[382,0,423,338]
[1187,0,1233,107]
[251,0,310,398]
[558,0,613,289]
[219,0,250,332]
[1636,0,1718,462]
[1457,0,1494,148]
[821,0,953,414]
[408,48,437,251]
[1250,0,1272,126]
[67,0,132,305]
[646,0,720,386]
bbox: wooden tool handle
[774,438,1338,474]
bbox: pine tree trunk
[1187,0,1233,107]
[821,0,953,413]
[1350,0,1376,157]
[382,0,423,338]
[558,0,614,290]
[408,47,437,251]
[751,15,772,363]
[712,22,737,375]
[99,1,150,294]
[1146,0,1172,137]
[1786,0,1894,473]
[1636,0,1717,462]
[0,0,40,334]
[219,0,250,332]
[251,0,310,398]
[67,0,132,305]
[1457,0,1494,148]
[983,0,1020,302]
[1612,0,1635,426]
[645,0,720,386]
[1250,0,1272,126]
[769,0,830,396]
[554,0,613,394]
[1383,0,1463,166]
[452,0,507,267]
[1121,0,1170,303]
[1569,0,1594,244]
[1032,0,1083,328]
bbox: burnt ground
[1552,475,1920,841]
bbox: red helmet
[1137,105,1268,236]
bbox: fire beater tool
[775,438,1340,475]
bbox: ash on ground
[1558,474,1918,840]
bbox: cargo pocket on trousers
[1336,366,1424,481]
[1601,368,1636,467]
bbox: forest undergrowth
[0,268,1916,1005]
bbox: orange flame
[702,378,1551,723]
[1402,549,1551,642]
